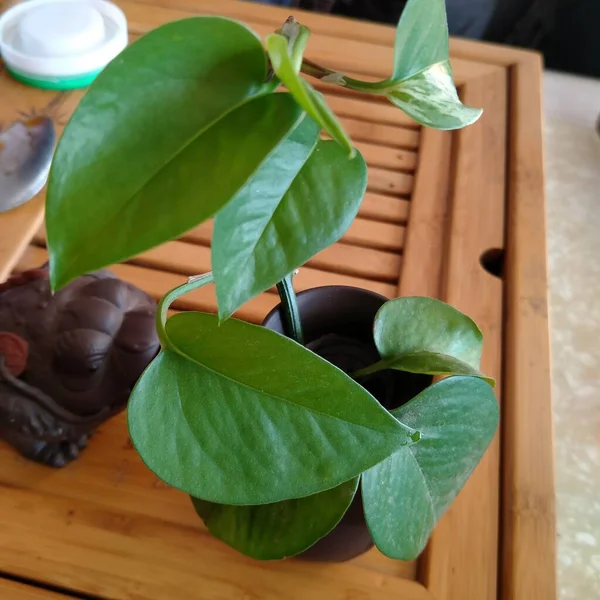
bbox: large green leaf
[362,376,499,560]
[191,477,358,559]
[387,62,482,130]
[392,0,449,81]
[213,138,367,319]
[46,17,291,290]
[128,312,412,504]
[266,33,354,157]
[368,297,493,383]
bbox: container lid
[0,0,127,89]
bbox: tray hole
[480,248,504,279]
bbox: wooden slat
[398,128,452,298]
[368,166,414,196]
[0,412,418,587]
[123,0,500,84]
[306,242,401,283]
[421,67,507,600]
[359,192,410,224]
[16,246,278,323]
[125,242,397,296]
[339,117,420,150]
[0,411,421,585]
[0,484,432,600]
[502,55,556,600]
[184,218,406,253]
[132,0,533,67]
[352,141,417,172]
[0,579,71,600]
[324,94,419,129]
[0,196,45,284]
[34,222,401,284]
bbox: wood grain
[502,54,556,600]
[351,141,417,172]
[0,415,429,600]
[134,0,533,67]
[16,245,279,323]
[122,0,499,84]
[341,117,420,150]
[0,580,71,600]
[397,128,452,299]
[421,66,507,600]
[33,226,402,287]
[0,1,553,599]
[183,217,406,253]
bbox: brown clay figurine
[0,266,159,467]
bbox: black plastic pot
[263,285,431,562]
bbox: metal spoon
[0,115,55,214]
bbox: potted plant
[45,0,499,562]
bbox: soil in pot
[262,285,432,562]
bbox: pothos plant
[45,0,499,561]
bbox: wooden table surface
[0,1,555,599]
[0,580,72,600]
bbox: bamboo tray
[0,1,555,599]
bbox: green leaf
[128,312,411,505]
[392,0,449,81]
[372,351,495,386]
[191,478,358,559]
[386,61,482,129]
[266,33,354,157]
[383,0,482,129]
[362,376,499,560]
[372,297,492,382]
[46,17,298,290]
[213,138,367,319]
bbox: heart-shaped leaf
[379,0,482,129]
[191,477,358,559]
[362,376,499,560]
[46,17,294,290]
[266,33,354,157]
[213,138,367,319]
[391,0,449,81]
[366,296,493,383]
[128,312,411,505]
[386,62,482,129]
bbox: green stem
[157,272,214,347]
[276,275,304,345]
[300,58,392,95]
[352,358,392,379]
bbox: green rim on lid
[6,66,103,91]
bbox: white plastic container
[0,0,127,89]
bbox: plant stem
[300,58,392,94]
[276,275,304,345]
[157,272,214,347]
[352,358,391,379]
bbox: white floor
[544,70,600,600]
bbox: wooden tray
[0,1,555,599]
